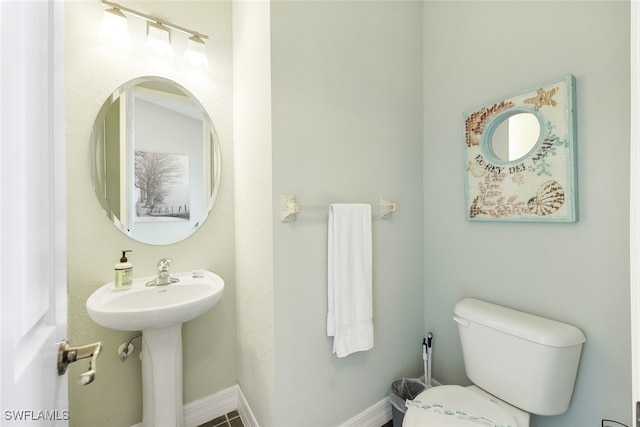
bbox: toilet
[403,298,586,427]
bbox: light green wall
[233,1,276,425]
[65,2,236,426]
[270,2,425,425]
[423,2,631,426]
[64,1,633,426]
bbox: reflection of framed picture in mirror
[134,151,190,222]
[464,75,577,222]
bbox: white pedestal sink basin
[86,270,224,427]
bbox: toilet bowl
[403,385,529,427]
[403,298,585,426]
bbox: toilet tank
[453,298,586,416]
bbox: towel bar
[280,194,397,222]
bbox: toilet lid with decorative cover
[402,385,518,427]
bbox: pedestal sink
[86,270,224,427]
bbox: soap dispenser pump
[115,250,133,291]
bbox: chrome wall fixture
[99,0,210,69]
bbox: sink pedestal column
[141,324,184,427]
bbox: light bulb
[99,7,131,51]
[145,21,173,60]
[183,35,209,70]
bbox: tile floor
[198,410,393,427]
[198,410,244,427]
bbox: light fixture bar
[101,0,209,41]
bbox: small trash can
[389,378,426,427]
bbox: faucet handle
[157,258,172,272]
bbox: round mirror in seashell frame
[463,75,577,222]
[489,112,541,162]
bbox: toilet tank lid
[454,298,586,347]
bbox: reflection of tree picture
[135,151,190,221]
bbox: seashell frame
[463,75,577,222]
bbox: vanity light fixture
[100,0,210,69]
[145,21,173,60]
[183,35,209,69]
[99,6,131,51]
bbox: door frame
[631,1,639,425]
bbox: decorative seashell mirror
[464,75,577,222]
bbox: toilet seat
[402,385,519,427]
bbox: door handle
[57,339,102,385]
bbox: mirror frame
[463,75,577,222]
[91,76,221,244]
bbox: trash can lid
[403,385,518,427]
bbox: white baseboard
[129,384,257,427]
[337,397,393,427]
[184,385,240,427]
[130,379,439,427]
[236,386,259,427]
[336,378,442,427]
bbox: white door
[0,1,68,425]
[632,2,640,427]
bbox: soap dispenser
[114,250,133,291]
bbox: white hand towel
[327,203,373,358]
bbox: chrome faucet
[146,258,180,286]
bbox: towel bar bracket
[379,196,397,219]
[280,194,397,222]
[281,194,300,222]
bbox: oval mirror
[490,112,540,162]
[91,77,221,245]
